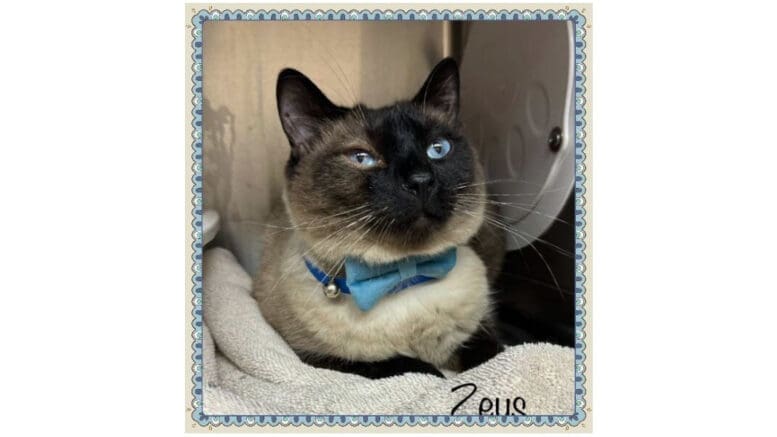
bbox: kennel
[201,20,576,344]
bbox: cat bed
[201,247,575,415]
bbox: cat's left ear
[412,57,460,119]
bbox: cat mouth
[347,199,477,258]
[410,214,436,229]
[419,208,448,224]
[392,208,450,236]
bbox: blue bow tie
[304,247,457,311]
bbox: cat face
[276,58,485,264]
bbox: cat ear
[276,69,344,151]
[412,57,460,119]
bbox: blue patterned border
[188,7,589,429]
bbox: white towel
[202,247,574,415]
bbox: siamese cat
[253,58,504,379]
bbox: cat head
[276,58,485,264]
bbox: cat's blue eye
[426,139,451,160]
[348,150,378,168]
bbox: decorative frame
[185,3,592,431]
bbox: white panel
[460,21,575,250]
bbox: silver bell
[323,282,340,298]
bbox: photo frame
[184,2,592,431]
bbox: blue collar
[304,247,457,311]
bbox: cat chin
[284,189,487,265]
[300,230,474,266]
[319,213,484,265]
[358,240,462,265]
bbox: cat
[252,58,504,379]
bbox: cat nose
[403,171,434,195]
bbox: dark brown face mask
[275,58,485,257]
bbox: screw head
[548,127,563,152]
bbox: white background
[1,0,775,436]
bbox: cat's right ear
[276,69,344,152]
[412,58,459,120]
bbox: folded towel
[202,247,574,415]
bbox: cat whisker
[455,196,537,207]
[455,178,564,190]
[263,213,369,236]
[305,204,371,223]
[486,216,561,293]
[271,208,378,291]
[313,206,389,271]
[300,211,387,307]
[375,217,395,248]
[299,216,377,307]
[263,219,359,297]
[457,198,571,226]
[457,191,565,198]
[477,207,573,257]
[264,205,372,233]
[512,230,573,258]
[456,208,562,294]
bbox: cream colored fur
[253,205,492,369]
[211,248,576,416]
